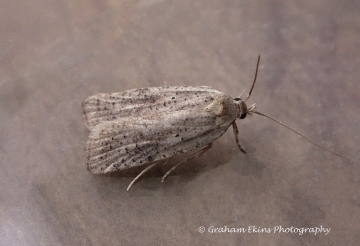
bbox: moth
[83,56,345,190]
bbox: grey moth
[82,56,344,190]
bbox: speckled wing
[83,86,221,130]
[83,86,239,174]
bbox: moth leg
[161,144,212,182]
[232,122,247,153]
[127,161,160,191]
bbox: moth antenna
[244,55,261,103]
[251,110,350,161]
[237,88,247,99]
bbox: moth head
[234,98,248,119]
[234,55,261,120]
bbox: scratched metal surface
[1,1,359,245]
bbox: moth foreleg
[232,122,247,153]
[161,144,212,182]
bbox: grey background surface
[1,0,359,245]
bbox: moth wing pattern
[83,86,239,174]
[83,86,218,130]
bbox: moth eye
[240,112,247,119]
[234,98,241,101]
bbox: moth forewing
[84,88,239,175]
[82,86,221,130]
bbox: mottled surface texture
[83,86,240,174]
[1,1,359,245]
